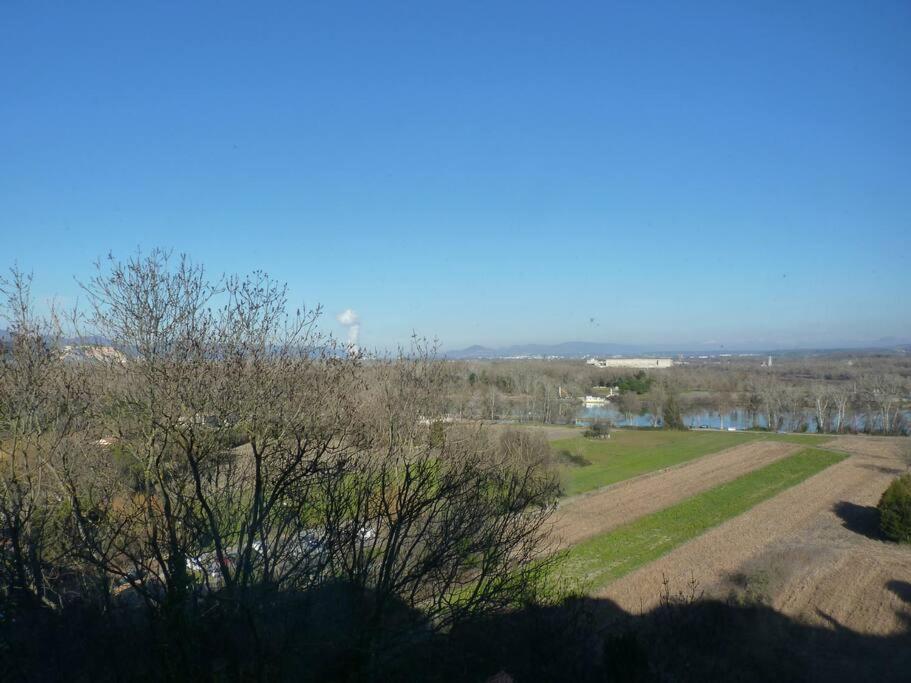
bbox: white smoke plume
[336,308,360,351]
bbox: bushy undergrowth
[583,420,612,440]
[555,449,592,467]
[878,474,911,543]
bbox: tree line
[437,358,909,434]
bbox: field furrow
[552,440,801,548]
[598,437,911,635]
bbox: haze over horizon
[3,2,909,350]
[442,336,911,358]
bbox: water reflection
[578,405,801,431]
[576,404,911,433]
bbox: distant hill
[0,329,110,346]
[444,338,911,359]
[443,341,660,359]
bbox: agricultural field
[551,439,803,547]
[559,448,845,590]
[597,436,911,633]
[552,428,830,496]
[539,426,911,640]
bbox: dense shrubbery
[584,420,612,439]
[555,449,592,467]
[601,370,653,395]
[878,474,911,543]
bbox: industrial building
[586,357,674,369]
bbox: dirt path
[596,436,911,635]
[551,440,801,549]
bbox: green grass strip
[554,430,831,496]
[554,431,760,496]
[559,447,845,592]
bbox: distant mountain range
[443,339,911,359]
[2,330,908,359]
[0,329,110,346]
[444,341,669,359]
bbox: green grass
[553,430,758,496]
[553,429,831,496]
[559,447,846,591]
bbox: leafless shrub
[320,348,561,665]
[0,268,92,609]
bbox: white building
[586,357,673,369]
[581,389,617,405]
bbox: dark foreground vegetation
[5,582,911,682]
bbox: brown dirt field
[826,434,911,460]
[596,435,911,636]
[551,440,801,549]
[506,424,583,441]
[480,423,583,445]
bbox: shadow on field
[451,596,911,683]
[833,500,883,540]
[4,584,911,683]
[858,463,905,476]
[887,580,911,606]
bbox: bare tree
[757,377,784,431]
[716,390,734,430]
[860,375,906,434]
[809,383,835,434]
[617,391,641,425]
[644,383,666,427]
[831,383,854,433]
[60,252,367,625]
[0,268,89,609]
[321,348,560,670]
[0,253,564,680]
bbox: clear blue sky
[2,1,909,351]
